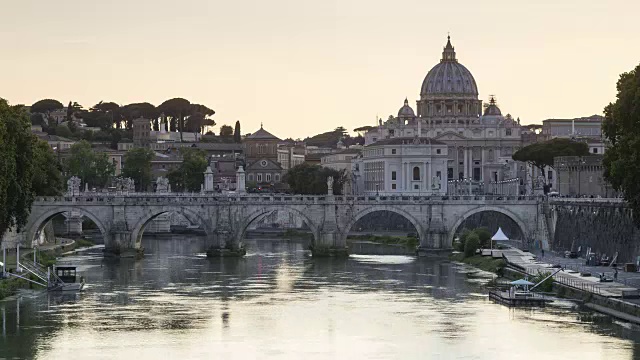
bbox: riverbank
[0,237,95,300]
[455,247,640,325]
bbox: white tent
[492,227,509,241]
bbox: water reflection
[0,236,639,359]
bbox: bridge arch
[131,207,212,245]
[342,205,424,240]
[447,206,529,248]
[25,206,109,247]
[237,207,320,244]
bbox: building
[320,148,361,194]
[554,155,615,197]
[357,36,522,193]
[244,126,284,186]
[354,138,448,195]
[277,145,305,170]
[542,115,604,139]
[133,118,151,146]
[37,134,76,151]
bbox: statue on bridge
[431,175,441,190]
[67,176,81,196]
[115,177,136,194]
[155,176,170,193]
[327,176,334,195]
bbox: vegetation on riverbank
[0,277,28,300]
[450,253,506,274]
[282,229,314,240]
[347,234,418,249]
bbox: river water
[2,236,640,360]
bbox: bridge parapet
[34,194,544,206]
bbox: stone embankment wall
[552,204,639,263]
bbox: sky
[1,0,639,139]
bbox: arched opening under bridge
[343,208,422,255]
[449,208,526,250]
[238,208,318,255]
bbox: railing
[550,197,625,204]
[33,193,545,205]
[525,266,602,295]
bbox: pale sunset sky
[1,0,639,139]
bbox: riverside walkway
[501,248,640,298]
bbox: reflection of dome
[397,98,415,118]
[420,36,478,96]
[483,96,502,116]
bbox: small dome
[398,98,415,118]
[483,96,502,116]
[420,36,478,97]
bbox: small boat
[48,266,85,292]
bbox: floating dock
[489,291,551,307]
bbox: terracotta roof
[246,127,281,141]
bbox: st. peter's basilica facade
[354,36,523,195]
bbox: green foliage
[75,238,95,248]
[55,124,72,138]
[464,232,480,257]
[450,253,506,274]
[65,140,115,189]
[234,121,241,143]
[158,97,191,135]
[528,271,554,292]
[122,148,154,191]
[219,125,233,137]
[602,64,640,225]
[456,228,471,251]
[512,138,590,178]
[474,227,492,248]
[30,112,46,126]
[0,277,28,300]
[31,137,64,196]
[167,148,208,192]
[0,99,36,239]
[286,163,346,195]
[31,99,63,125]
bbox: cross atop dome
[442,34,456,62]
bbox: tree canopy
[65,140,115,189]
[167,148,208,192]
[304,127,364,148]
[602,63,640,225]
[512,138,590,175]
[219,125,233,137]
[234,121,241,143]
[122,148,155,192]
[285,163,346,195]
[0,99,36,238]
[31,137,64,196]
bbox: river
[2,236,640,360]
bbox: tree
[286,163,346,194]
[0,99,36,240]
[602,63,640,225]
[474,227,492,248]
[31,99,63,126]
[91,101,122,129]
[219,125,233,137]
[31,137,64,196]
[65,140,115,189]
[122,102,158,130]
[66,101,82,122]
[158,98,191,141]
[234,121,241,143]
[353,126,375,133]
[55,124,72,138]
[512,138,589,181]
[167,148,208,192]
[464,232,479,258]
[122,148,155,191]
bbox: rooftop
[246,126,281,141]
[366,137,445,147]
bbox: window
[391,149,396,154]
[473,168,480,181]
[548,170,553,180]
[391,171,397,180]
[414,184,419,190]
[389,129,395,136]
[372,137,377,142]
[506,129,512,136]
[248,174,254,182]
[436,148,441,155]
[436,171,441,179]
[413,166,420,181]
[266,173,272,182]
[593,148,598,154]
[447,168,453,180]
[275,174,280,182]
[392,184,396,190]
[257,173,263,182]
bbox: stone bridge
[22,194,549,257]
